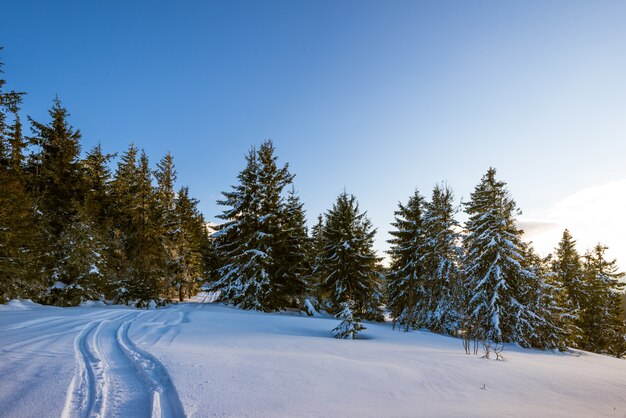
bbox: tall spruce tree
[212,141,295,310]
[82,143,114,229]
[319,191,383,320]
[462,168,542,346]
[255,140,295,309]
[28,98,83,239]
[0,168,47,302]
[127,151,165,305]
[272,187,310,309]
[212,147,266,309]
[155,152,179,297]
[422,184,463,335]
[170,187,207,301]
[551,229,584,347]
[524,247,565,350]
[386,190,428,331]
[579,244,625,357]
[0,54,46,302]
[0,50,25,169]
[309,214,326,302]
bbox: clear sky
[3,0,626,266]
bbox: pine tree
[319,191,383,320]
[212,141,295,311]
[308,214,326,304]
[462,168,542,346]
[110,147,165,306]
[82,143,114,228]
[0,55,46,303]
[422,184,463,335]
[28,98,83,239]
[272,187,310,309]
[255,140,295,309]
[551,229,584,347]
[0,168,48,302]
[333,300,366,339]
[0,50,25,169]
[155,152,179,297]
[126,151,165,306]
[212,147,268,309]
[45,209,108,306]
[386,190,428,331]
[579,244,625,357]
[524,248,565,350]
[170,187,206,301]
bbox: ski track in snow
[61,310,186,418]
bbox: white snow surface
[1,293,625,417]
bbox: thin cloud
[520,179,626,269]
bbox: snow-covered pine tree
[256,140,295,310]
[45,209,108,306]
[272,187,310,309]
[422,184,464,335]
[579,244,625,357]
[28,98,83,241]
[333,300,365,339]
[154,152,179,298]
[319,191,383,320]
[212,147,266,309]
[386,190,428,331]
[550,229,585,347]
[171,187,206,301]
[462,168,543,347]
[523,247,565,350]
[212,141,294,311]
[308,214,326,304]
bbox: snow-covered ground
[1,294,625,418]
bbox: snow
[1,294,625,417]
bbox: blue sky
[3,1,626,263]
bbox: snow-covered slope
[1,295,625,417]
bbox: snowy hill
[1,294,625,417]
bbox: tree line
[210,142,625,357]
[0,53,211,307]
[1,51,624,357]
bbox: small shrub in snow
[333,301,365,339]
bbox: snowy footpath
[1,294,625,418]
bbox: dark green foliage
[318,191,383,320]
[43,209,108,306]
[212,140,303,311]
[0,54,47,303]
[271,187,310,309]
[386,190,428,331]
[82,143,114,228]
[550,230,584,347]
[421,184,464,335]
[579,245,625,357]
[0,168,48,302]
[170,187,208,301]
[0,50,211,306]
[27,98,83,240]
[462,168,547,347]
